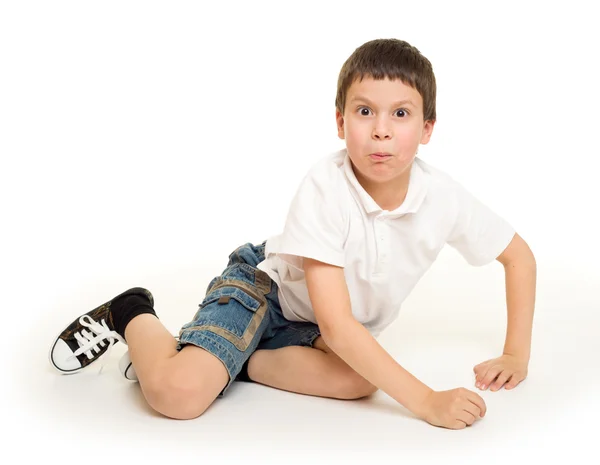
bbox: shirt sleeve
[446,181,516,267]
[271,162,348,269]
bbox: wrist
[503,350,530,363]
[405,385,435,418]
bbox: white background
[1,1,598,464]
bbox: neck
[353,163,412,211]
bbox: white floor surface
[4,251,597,465]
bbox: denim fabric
[177,240,321,396]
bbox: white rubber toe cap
[50,339,82,373]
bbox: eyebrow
[349,96,415,108]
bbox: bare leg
[246,336,378,400]
[124,314,229,419]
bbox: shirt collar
[341,149,429,218]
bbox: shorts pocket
[183,281,268,351]
[201,286,260,313]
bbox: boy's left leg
[246,336,378,400]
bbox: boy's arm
[472,233,537,391]
[303,258,433,416]
[496,232,537,361]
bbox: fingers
[462,403,480,423]
[476,366,525,391]
[434,389,487,430]
[473,362,491,385]
[490,371,512,391]
[476,365,502,390]
[452,403,479,429]
[457,409,477,427]
[465,389,487,417]
[505,374,524,390]
[452,420,469,430]
[473,359,490,374]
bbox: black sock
[237,358,252,382]
[111,294,157,340]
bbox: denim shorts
[176,240,321,396]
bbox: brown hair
[335,38,436,122]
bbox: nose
[372,117,392,140]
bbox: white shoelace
[66,314,126,374]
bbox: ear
[420,119,435,145]
[335,109,345,140]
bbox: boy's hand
[418,388,486,430]
[473,354,528,391]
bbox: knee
[142,369,213,420]
[334,370,378,400]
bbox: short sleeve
[273,163,348,269]
[446,181,516,267]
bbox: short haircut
[335,38,436,122]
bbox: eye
[357,106,409,117]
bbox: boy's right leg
[49,287,229,420]
[123,313,228,420]
[50,243,272,419]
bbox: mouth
[369,152,392,161]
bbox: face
[336,76,435,203]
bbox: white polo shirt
[256,148,515,337]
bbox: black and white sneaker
[118,350,138,381]
[49,287,154,375]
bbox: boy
[49,38,537,430]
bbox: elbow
[320,328,337,349]
[319,317,356,352]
